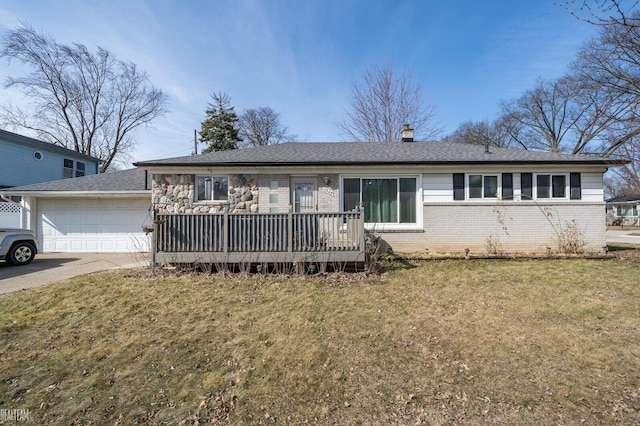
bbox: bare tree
[238,107,292,147]
[602,122,640,194]
[501,77,578,153]
[612,140,640,191]
[572,13,640,182]
[562,2,640,196]
[337,63,442,142]
[0,25,168,171]
[499,75,634,155]
[444,118,522,149]
[561,0,640,27]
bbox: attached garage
[1,168,151,253]
[38,197,150,252]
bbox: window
[196,176,228,201]
[469,174,498,199]
[536,174,566,199]
[76,162,86,177]
[399,178,417,223]
[453,173,506,200]
[343,177,417,224]
[454,172,580,201]
[617,205,638,217]
[63,158,86,178]
[343,178,361,212]
[63,158,74,178]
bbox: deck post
[151,208,157,269]
[359,206,366,251]
[287,210,293,254]
[223,211,229,254]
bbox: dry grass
[607,226,640,231]
[1,258,639,425]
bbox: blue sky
[0,1,597,165]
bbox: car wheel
[8,242,36,266]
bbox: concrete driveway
[0,253,148,295]
[607,229,640,246]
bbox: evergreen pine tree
[199,92,242,152]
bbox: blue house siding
[0,129,100,188]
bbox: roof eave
[135,159,620,168]
[0,190,149,197]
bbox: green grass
[1,258,639,424]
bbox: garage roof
[1,168,149,194]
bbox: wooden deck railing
[152,211,366,264]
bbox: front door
[291,178,317,212]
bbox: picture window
[343,177,417,224]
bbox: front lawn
[1,259,639,424]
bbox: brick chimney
[401,124,414,142]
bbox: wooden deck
[152,211,366,265]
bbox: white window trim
[62,158,86,178]
[63,158,75,178]
[340,174,423,230]
[467,174,500,200]
[615,205,639,217]
[195,175,229,203]
[76,161,86,177]
[534,173,569,200]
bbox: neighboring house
[0,129,101,229]
[1,169,152,253]
[606,195,640,227]
[134,141,622,263]
[0,128,100,188]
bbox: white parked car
[0,228,39,266]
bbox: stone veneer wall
[228,175,259,213]
[152,173,259,214]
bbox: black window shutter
[521,173,533,200]
[453,173,465,200]
[570,173,582,200]
[502,173,513,200]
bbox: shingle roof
[0,128,101,163]
[606,195,640,203]
[134,141,622,167]
[1,168,149,193]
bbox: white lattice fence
[0,202,22,228]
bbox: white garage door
[38,198,151,253]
